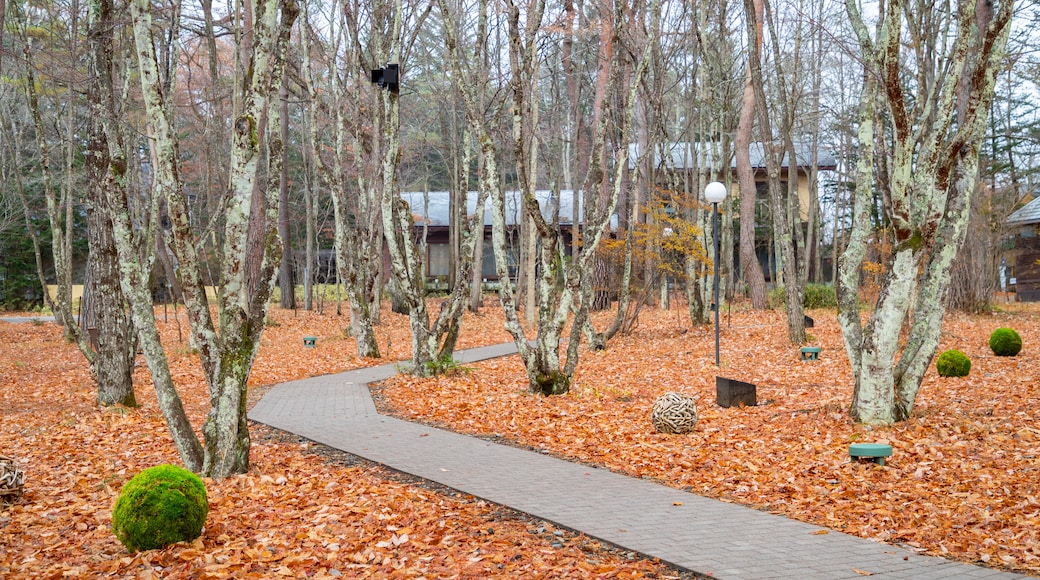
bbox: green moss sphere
[111,465,208,552]
[989,327,1022,357]
[936,349,971,378]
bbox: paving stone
[249,343,1028,580]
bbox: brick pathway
[249,344,1026,579]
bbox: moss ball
[111,465,208,552]
[989,327,1022,357]
[936,349,971,378]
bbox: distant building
[400,190,597,282]
[1004,196,1040,301]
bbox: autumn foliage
[379,302,1040,575]
[0,302,682,578]
[1,299,1039,576]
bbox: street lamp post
[704,181,727,367]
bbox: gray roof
[401,190,592,227]
[627,141,837,171]
[1007,196,1040,226]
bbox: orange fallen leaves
[378,303,1040,575]
[0,300,681,578]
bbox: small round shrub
[936,349,971,378]
[989,327,1022,357]
[112,465,208,552]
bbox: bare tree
[83,0,138,407]
[105,0,299,476]
[735,0,768,308]
[438,0,656,395]
[7,0,138,406]
[839,0,1012,425]
[743,0,805,343]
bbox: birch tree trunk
[512,0,655,394]
[840,0,1011,425]
[301,0,381,358]
[124,0,298,476]
[374,0,484,375]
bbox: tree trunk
[84,0,137,408]
[734,0,767,309]
[277,76,295,310]
[469,233,486,312]
[840,0,1011,425]
[745,0,804,343]
[126,0,298,477]
[523,213,537,325]
[301,3,380,357]
[84,202,137,407]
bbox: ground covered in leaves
[378,301,1040,576]
[0,300,687,579]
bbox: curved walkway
[249,343,1026,579]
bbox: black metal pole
[713,201,721,367]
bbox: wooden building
[400,190,589,282]
[1005,196,1040,301]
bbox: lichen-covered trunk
[892,152,978,419]
[205,0,296,477]
[300,11,380,359]
[101,151,204,471]
[349,289,381,358]
[331,192,381,358]
[848,247,918,424]
[840,0,1010,426]
[378,64,437,373]
[129,0,297,478]
[201,338,256,476]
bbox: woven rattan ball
[0,455,25,505]
[651,392,699,434]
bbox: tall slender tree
[104,0,299,476]
[7,0,138,407]
[734,0,768,308]
[743,0,805,343]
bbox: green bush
[111,465,208,552]
[803,284,838,309]
[936,349,971,378]
[988,327,1022,357]
[768,283,838,309]
[420,354,472,376]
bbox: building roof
[401,190,593,228]
[627,141,837,171]
[1007,196,1040,226]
